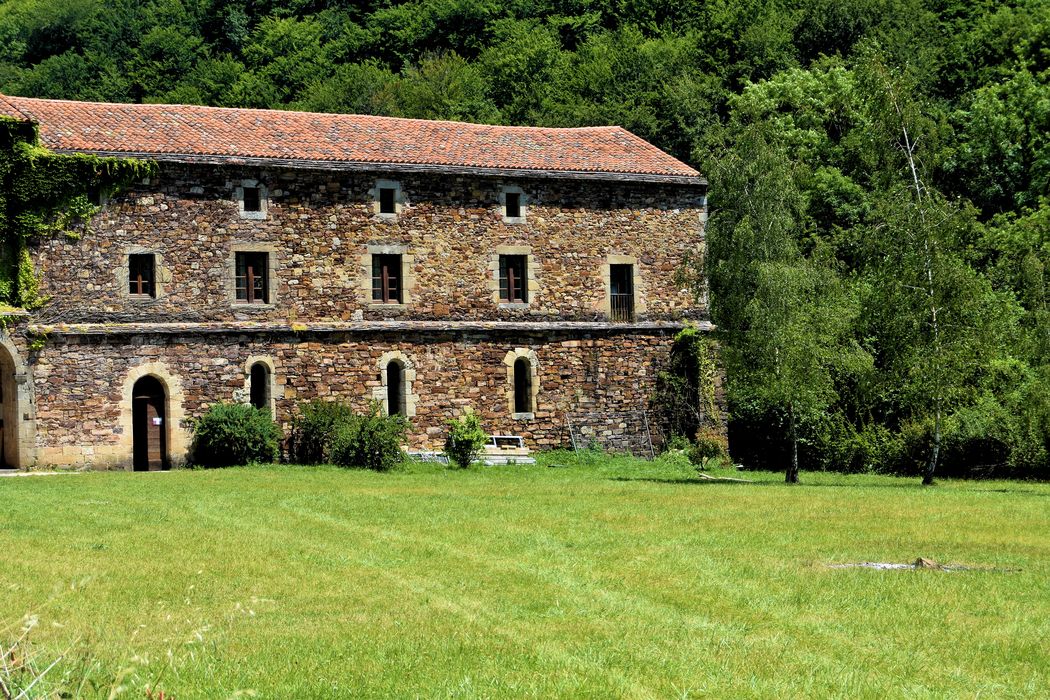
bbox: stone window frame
[227,243,277,309]
[372,351,419,418]
[360,244,416,310]
[118,246,166,303]
[500,185,527,224]
[503,348,539,419]
[601,254,648,319]
[235,179,268,220]
[488,245,540,309]
[371,179,406,220]
[241,355,277,418]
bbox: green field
[1,456,1048,698]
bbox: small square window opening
[505,192,521,219]
[128,254,155,298]
[242,186,261,212]
[379,187,397,215]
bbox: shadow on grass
[608,475,1050,495]
[608,476,755,486]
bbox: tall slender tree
[707,124,865,482]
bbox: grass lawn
[1,454,1048,698]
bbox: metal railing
[610,293,635,321]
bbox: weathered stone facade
[32,165,706,324]
[24,328,684,468]
[0,101,714,470]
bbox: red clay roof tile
[0,95,702,183]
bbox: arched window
[513,357,532,414]
[387,361,405,416]
[249,362,271,413]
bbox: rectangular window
[128,254,155,298]
[372,254,403,303]
[499,255,528,303]
[242,186,261,212]
[235,252,269,304]
[505,192,521,219]
[379,187,396,215]
[610,264,635,321]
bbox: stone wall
[29,329,679,469]
[30,164,706,324]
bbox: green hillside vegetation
[0,0,1046,480]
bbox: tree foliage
[0,0,1046,479]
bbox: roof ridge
[3,94,627,134]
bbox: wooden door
[0,371,6,469]
[132,376,167,471]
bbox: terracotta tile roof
[0,95,703,183]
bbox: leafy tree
[857,54,1018,484]
[391,51,499,123]
[707,123,866,482]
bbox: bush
[664,434,692,452]
[191,403,280,467]
[688,427,729,470]
[444,413,488,468]
[289,400,356,464]
[328,402,409,471]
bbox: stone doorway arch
[0,337,32,469]
[121,363,187,470]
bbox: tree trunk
[896,94,943,487]
[786,403,800,483]
[923,404,940,486]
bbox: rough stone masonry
[0,96,716,469]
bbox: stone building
[0,94,712,470]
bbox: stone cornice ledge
[28,320,714,337]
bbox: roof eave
[52,149,707,187]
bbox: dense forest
[0,0,1046,480]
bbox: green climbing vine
[0,116,154,309]
[654,325,723,441]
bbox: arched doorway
[132,376,168,471]
[0,343,23,469]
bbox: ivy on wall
[0,116,154,309]
[654,326,722,441]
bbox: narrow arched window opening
[387,361,405,416]
[249,362,271,412]
[514,358,532,414]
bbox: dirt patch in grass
[829,557,1021,572]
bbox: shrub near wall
[191,403,280,467]
[328,403,409,471]
[290,400,409,470]
[444,413,488,468]
[289,400,356,464]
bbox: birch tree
[859,54,1013,485]
[707,124,866,482]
